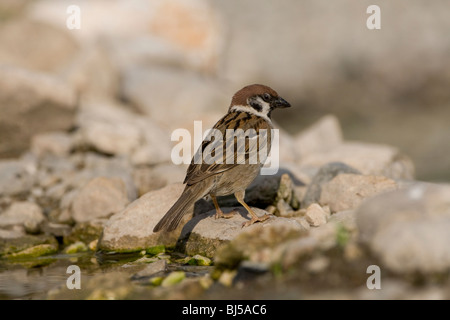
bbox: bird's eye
[262,93,271,102]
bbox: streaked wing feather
[184,112,272,186]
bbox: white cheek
[257,98,271,115]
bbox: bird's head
[229,84,291,118]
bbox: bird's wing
[184,112,272,186]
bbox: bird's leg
[212,195,235,219]
[234,190,270,228]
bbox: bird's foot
[241,214,270,228]
[215,210,236,219]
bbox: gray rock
[132,259,167,279]
[0,65,77,158]
[302,162,361,208]
[75,101,172,165]
[0,234,57,256]
[0,201,45,234]
[304,203,328,227]
[66,153,138,201]
[328,210,356,231]
[298,142,415,180]
[319,174,398,212]
[64,219,106,245]
[295,115,343,158]
[0,17,77,74]
[0,159,35,196]
[356,183,450,273]
[120,66,228,129]
[31,131,74,157]
[71,177,130,223]
[30,0,223,73]
[98,183,186,253]
[213,213,307,267]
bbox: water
[0,251,213,300]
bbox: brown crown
[230,84,279,107]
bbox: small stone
[302,162,361,208]
[0,201,45,234]
[181,208,303,259]
[64,219,106,246]
[319,174,398,212]
[304,203,327,227]
[192,254,212,266]
[149,277,164,287]
[305,255,330,273]
[356,183,450,274]
[31,131,73,157]
[218,270,237,287]
[161,271,186,287]
[132,259,167,279]
[0,65,77,158]
[41,222,72,237]
[295,114,343,158]
[299,142,415,180]
[146,245,165,255]
[8,243,58,259]
[71,177,129,223]
[64,241,88,254]
[88,239,98,251]
[0,234,57,256]
[0,160,35,196]
[98,183,185,253]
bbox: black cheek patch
[250,101,262,112]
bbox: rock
[278,237,319,270]
[7,243,58,259]
[328,210,357,231]
[64,219,106,246]
[73,153,138,201]
[356,183,450,274]
[75,101,172,165]
[31,131,74,157]
[63,42,120,98]
[47,272,133,300]
[0,201,46,234]
[298,142,415,180]
[71,177,129,223]
[0,66,77,158]
[40,222,72,238]
[190,254,212,266]
[304,203,328,227]
[0,159,35,196]
[0,229,25,240]
[132,163,188,196]
[30,0,223,73]
[98,183,185,253]
[319,174,398,212]
[132,259,167,279]
[75,102,141,156]
[302,162,361,208]
[0,234,58,257]
[121,66,228,129]
[295,115,343,158]
[212,214,306,268]
[0,18,78,74]
[161,271,186,287]
[64,241,88,254]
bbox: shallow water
[0,251,211,300]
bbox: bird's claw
[241,214,270,228]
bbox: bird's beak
[272,97,291,109]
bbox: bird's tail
[153,184,206,232]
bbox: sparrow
[153,84,291,232]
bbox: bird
[153,84,291,232]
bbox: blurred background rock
[0,0,449,182]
